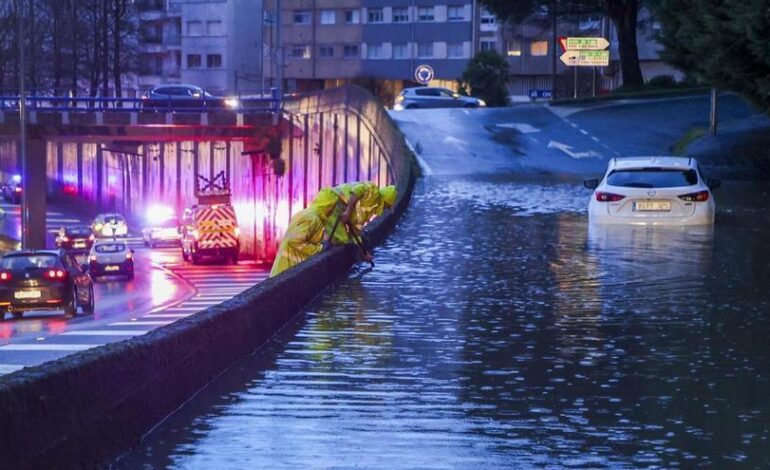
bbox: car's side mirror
[583,178,599,190]
[707,178,721,190]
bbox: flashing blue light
[12,174,21,183]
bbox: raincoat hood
[380,186,397,208]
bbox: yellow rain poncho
[269,207,326,277]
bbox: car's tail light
[45,270,67,280]
[678,190,709,202]
[60,236,69,242]
[89,255,97,262]
[0,272,11,281]
[89,234,95,241]
[126,251,133,260]
[14,187,22,193]
[595,192,625,202]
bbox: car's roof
[609,156,697,170]
[3,249,63,257]
[153,83,202,90]
[93,239,128,245]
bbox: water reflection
[118,175,770,468]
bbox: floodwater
[117,172,770,469]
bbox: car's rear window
[66,227,92,237]
[95,243,126,254]
[0,254,60,270]
[104,215,125,224]
[606,168,699,188]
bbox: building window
[319,45,334,58]
[393,43,409,59]
[320,10,335,25]
[187,54,201,68]
[206,54,222,68]
[530,40,548,56]
[480,7,496,24]
[206,20,222,35]
[507,39,522,57]
[345,9,360,24]
[293,10,311,25]
[343,44,359,58]
[418,7,434,22]
[367,8,383,23]
[393,7,409,23]
[448,5,464,21]
[290,45,311,59]
[447,42,464,58]
[367,43,384,59]
[418,42,433,58]
[480,40,495,51]
[187,20,203,36]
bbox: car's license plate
[15,290,41,299]
[634,200,671,211]
[105,265,120,272]
[73,241,86,248]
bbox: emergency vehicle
[181,172,240,264]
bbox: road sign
[414,64,434,85]
[560,50,609,67]
[528,89,552,99]
[560,37,610,52]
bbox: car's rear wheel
[81,287,95,315]
[64,288,77,318]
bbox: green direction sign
[564,37,610,51]
[560,50,610,67]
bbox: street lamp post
[18,0,30,248]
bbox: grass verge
[672,127,708,155]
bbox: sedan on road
[141,84,239,111]
[88,239,135,281]
[0,250,94,319]
[394,87,486,110]
[584,156,720,225]
[55,225,96,253]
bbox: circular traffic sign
[414,64,434,85]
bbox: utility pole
[18,0,29,248]
[709,87,718,135]
[551,0,557,98]
[276,0,283,97]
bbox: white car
[141,217,181,248]
[584,156,720,225]
[87,239,134,280]
[91,213,129,238]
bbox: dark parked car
[0,250,94,320]
[141,84,239,111]
[55,225,96,253]
[1,180,22,204]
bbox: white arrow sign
[563,37,610,51]
[547,140,602,159]
[560,50,609,67]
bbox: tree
[459,50,510,106]
[480,0,646,89]
[653,0,770,112]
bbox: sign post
[559,37,610,99]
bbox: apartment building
[263,0,480,99]
[136,0,262,95]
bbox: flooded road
[117,170,770,468]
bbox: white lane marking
[109,321,172,326]
[443,135,469,148]
[0,344,101,351]
[591,136,601,142]
[405,138,432,176]
[0,364,25,374]
[547,140,602,159]
[144,313,191,319]
[569,122,579,128]
[161,307,205,312]
[579,129,589,135]
[495,123,540,133]
[60,330,150,336]
[461,109,470,115]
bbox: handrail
[0,95,280,113]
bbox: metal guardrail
[0,94,281,114]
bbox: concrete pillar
[96,145,103,211]
[23,137,48,249]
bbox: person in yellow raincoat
[270,182,397,277]
[269,207,325,277]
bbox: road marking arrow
[547,140,602,159]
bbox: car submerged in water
[584,156,720,225]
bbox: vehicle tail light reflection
[45,270,67,279]
[595,192,626,202]
[0,272,11,281]
[678,190,709,202]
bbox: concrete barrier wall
[0,87,416,468]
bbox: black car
[0,250,94,320]
[1,181,22,204]
[140,84,239,111]
[55,225,96,253]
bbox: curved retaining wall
[0,87,417,468]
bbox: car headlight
[393,103,405,111]
[225,98,240,109]
[478,99,487,107]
